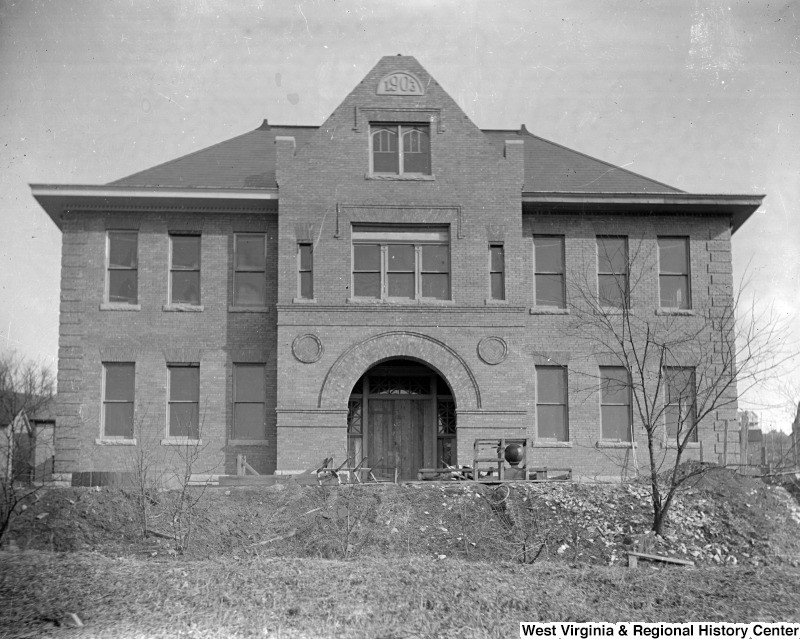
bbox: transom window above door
[352,226,450,301]
[370,124,431,175]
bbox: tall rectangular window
[168,364,199,439]
[370,124,431,175]
[536,366,568,441]
[170,234,200,305]
[533,235,565,307]
[352,226,449,300]
[233,364,266,440]
[597,236,628,308]
[664,367,697,443]
[658,237,691,309]
[234,233,267,307]
[103,363,134,438]
[600,366,632,441]
[489,244,505,300]
[298,243,313,299]
[107,231,138,304]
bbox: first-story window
[234,233,267,306]
[107,231,138,304]
[437,398,456,466]
[370,124,430,175]
[347,397,363,466]
[664,367,697,443]
[103,362,135,438]
[352,226,450,301]
[233,364,266,440]
[298,243,313,299]
[170,234,201,305]
[168,364,199,439]
[489,244,505,300]
[600,366,632,441]
[536,366,568,441]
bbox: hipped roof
[109,121,680,194]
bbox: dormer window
[370,124,430,175]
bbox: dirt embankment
[7,466,800,567]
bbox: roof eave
[30,184,279,229]
[521,192,765,234]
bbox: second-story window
[352,226,449,301]
[489,244,505,300]
[658,237,691,309]
[107,231,138,304]
[234,233,267,307]
[298,243,313,299]
[533,235,565,308]
[597,236,628,309]
[370,124,430,175]
[170,234,200,305]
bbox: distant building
[31,56,763,484]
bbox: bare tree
[0,350,55,544]
[564,237,790,534]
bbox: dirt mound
[7,465,800,567]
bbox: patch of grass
[1,551,799,638]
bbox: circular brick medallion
[477,336,507,365]
[292,334,323,363]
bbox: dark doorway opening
[347,359,455,481]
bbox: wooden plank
[627,551,694,567]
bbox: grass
[2,551,799,638]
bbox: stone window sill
[95,438,137,446]
[228,439,270,446]
[292,298,317,304]
[228,305,270,313]
[100,303,141,311]
[161,438,204,446]
[163,304,204,312]
[531,440,573,448]
[656,308,695,316]
[365,173,435,181]
[530,307,569,315]
[484,298,508,306]
[596,440,636,449]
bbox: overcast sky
[1,0,798,430]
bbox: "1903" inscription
[377,72,424,95]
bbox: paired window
[102,363,135,438]
[169,234,201,305]
[352,226,450,300]
[533,235,565,307]
[107,231,138,304]
[658,237,691,309]
[298,243,313,300]
[600,366,632,441]
[233,233,267,307]
[489,244,505,300]
[370,124,431,175]
[664,367,697,443]
[232,364,267,440]
[597,237,629,308]
[536,366,568,441]
[167,364,200,439]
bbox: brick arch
[318,331,481,410]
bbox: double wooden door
[367,398,432,481]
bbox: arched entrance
[346,359,456,481]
